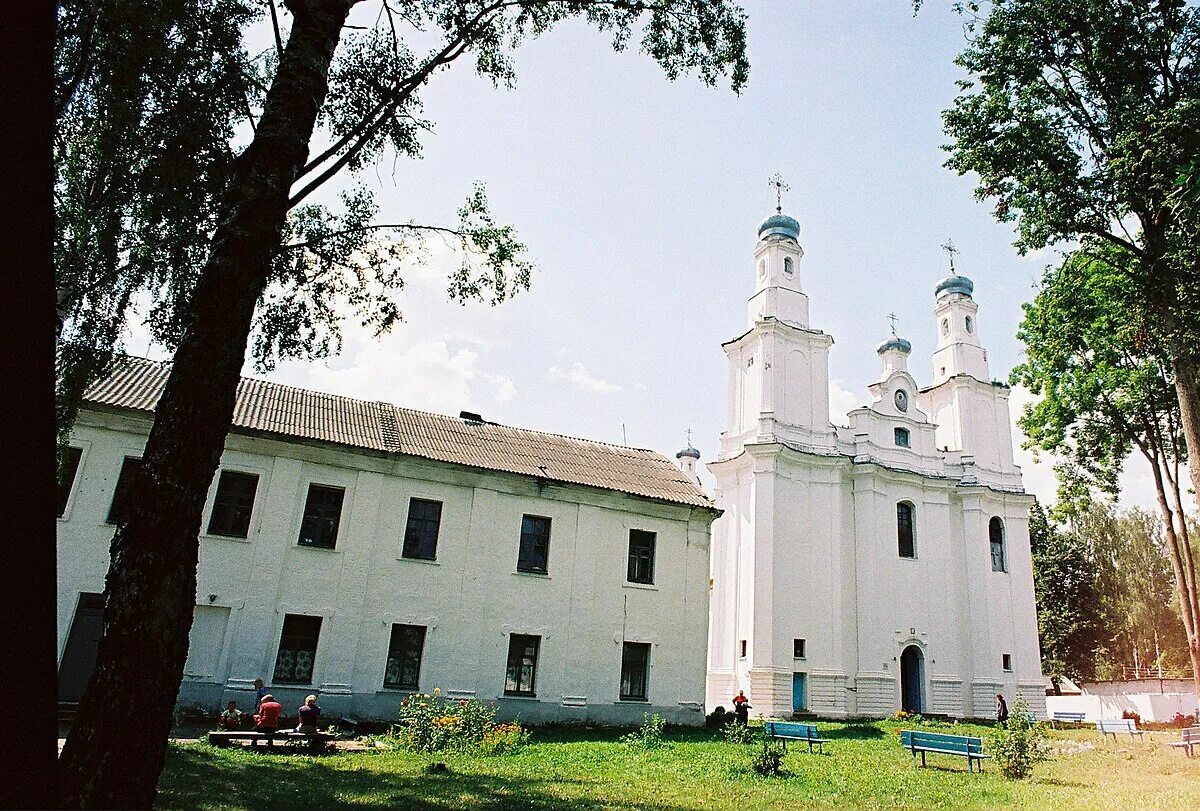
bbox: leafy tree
[942,0,1200,526]
[1012,247,1199,693]
[54,1,749,807]
[1029,500,1102,689]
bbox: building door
[900,645,925,713]
[59,593,105,703]
[792,672,807,712]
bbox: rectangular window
[627,529,656,584]
[273,614,322,685]
[1002,653,1012,672]
[57,446,83,517]
[402,498,443,560]
[384,624,426,690]
[620,642,651,700]
[894,427,911,447]
[739,639,747,658]
[505,634,540,696]
[793,638,806,659]
[298,484,344,549]
[105,456,142,524]
[517,515,551,574]
[207,470,259,538]
[897,502,915,558]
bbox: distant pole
[622,423,627,445]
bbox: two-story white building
[705,210,1045,720]
[56,358,719,724]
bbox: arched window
[941,318,950,337]
[783,256,794,275]
[965,315,975,334]
[989,517,1006,572]
[897,502,915,558]
[758,259,767,278]
[894,427,911,447]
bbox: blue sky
[130,1,1170,509]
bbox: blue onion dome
[676,445,701,460]
[877,336,912,354]
[935,274,974,299]
[757,212,800,242]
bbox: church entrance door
[59,592,105,703]
[900,645,925,714]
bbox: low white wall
[1046,692,1199,723]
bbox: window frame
[897,501,916,559]
[627,529,656,585]
[106,456,143,525]
[620,641,651,701]
[383,623,426,690]
[517,514,551,574]
[894,427,911,448]
[739,639,747,658]
[206,469,260,539]
[793,638,806,659]
[298,483,345,549]
[57,446,84,518]
[989,516,1007,572]
[504,633,540,696]
[273,614,323,685]
[1002,653,1013,672]
[402,497,443,561]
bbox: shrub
[395,690,528,755]
[751,738,787,777]
[989,694,1050,779]
[622,713,667,750]
[1121,710,1142,726]
[723,720,755,744]
[706,706,734,728]
[1171,712,1198,728]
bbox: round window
[894,389,909,412]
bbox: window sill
[296,543,340,553]
[378,687,420,694]
[616,698,649,704]
[512,570,549,579]
[623,582,658,591]
[202,534,252,544]
[398,556,440,565]
[501,693,538,700]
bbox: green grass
[156,720,1200,810]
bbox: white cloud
[548,362,623,394]
[829,378,860,425]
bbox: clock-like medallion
[894,389,909,412]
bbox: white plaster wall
[1045,693,1199,723]
[57,409,715,725]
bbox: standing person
[995,693,1009,724]
[297,695,321,734]
[254,694,283,733]
[732,690,751,726]
[253,678,268,711]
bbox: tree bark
[1170,351,1200,695]
[57,2,354,806]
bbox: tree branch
[279,221,468,252]
[268,0,285,60]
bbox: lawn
[156,720,1199,810]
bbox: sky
[129,1,1183,512]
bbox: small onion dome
[935,274,974,299]
[877,336,912,355]
[676,445,701,460]
[757,212,800,242]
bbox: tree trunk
[57,2,353,806]
[1171,355,1200,695]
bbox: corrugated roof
[82,356,714,510]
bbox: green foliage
[621,713,667,750]
[750,737,787,777]
[989,694,1051,780]
[722,720,754,744]
[394,691,527,755]
[705,706,734,728]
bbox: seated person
[254,694,283,733]
[218,701,242,730]
[297,695,321,734]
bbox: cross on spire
[769,173,789,214]
[685,427,694,447]
[887,312,899,336]
[941,237,960,274]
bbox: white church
[702,208,1046,720]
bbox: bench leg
[968,757,973,774]
[921,751,926,768]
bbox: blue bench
[1169,726,1200,757]
[764,721,828,753]
[900,729,990,772]
[1050,711,1086,727]
[1096,719,1145,742]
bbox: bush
[751,738,787,777]
[989,694,1050,779]
[395,689,528,755]
[1171,712,1198,728]
[1121,710,1142,726]
[723,720,755,744]
[621,713,667,750]
[706,706,734,728]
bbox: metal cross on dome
[685,427,694,447]
[887,312,899,336]
[941,237,960,274]
[769,173,789,213]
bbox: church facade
[703,211,1046,720]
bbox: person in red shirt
[732,690,751,726]
[254,694,283,733]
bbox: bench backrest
[1182,726,1200,743]
[764,721,819,740]
[1097,719,1137,732]
[1051,711,1086,721]
[900,729,984,755]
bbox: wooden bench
[900,729,990,772]
[1096,719,1145,742]
[1168,726,1200,757]
[763,721,829,754]
[208,730,333,753]
[1050,711,1086,727]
